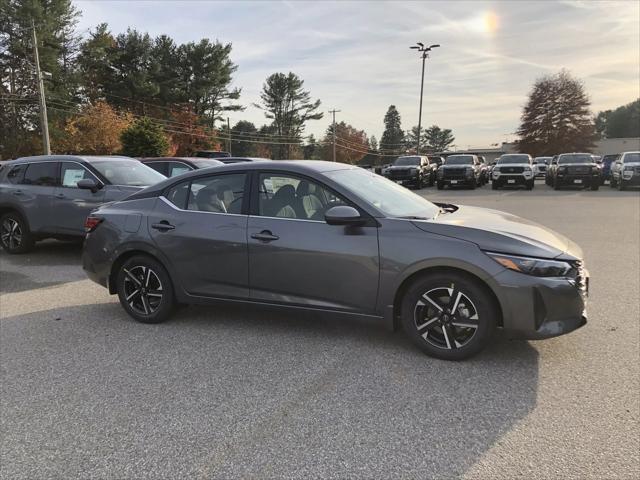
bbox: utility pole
[410,43,439,155]
[329,109,341,162]
[227,117,231,155]
[32,20,50,155]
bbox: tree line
[1,1,636,162]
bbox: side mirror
[325,206,364,226]
[77,178,102,193]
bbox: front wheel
[553,178,561,190]
[437,181,444,190]
[0,212,34,254]
[526,180,534,190]
[400,272,497,360]
[116,255,176,324]
[618,179,626,191]
[590,182,599,191]
[492,181,499,190]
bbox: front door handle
[251,230,279,242]
[151,221,175,231]
[11,190,23,196]
[54,193,65,199]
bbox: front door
[54,162,106,235]
[148,172,250,299]
[248,172,379,313]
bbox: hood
[412,205,582,260]
[388,165,418,170]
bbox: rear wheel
[0,212,34,254]
[116,255,176,324]
[400,272,497,360]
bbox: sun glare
[483,11,499,34]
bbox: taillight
[84,216,103,233]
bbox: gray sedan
[82,161,588,360]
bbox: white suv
[492,154,535,190]
[610,151,640,190]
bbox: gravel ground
[1,182,639,479]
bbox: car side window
[6,164,27,184]
[145,162,168,176]
[257,173,348,221]
[188,173,246,214]
[60,162,94,188]
[168,162,191,177]
[21,162,58,186]
[165,180,190,209]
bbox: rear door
[148,172,250,299]
[247,171,379,313]
[53,161,106,235]
[16,162,59,233]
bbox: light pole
[410,43,439,155]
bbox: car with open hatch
[82,161,589,360]
[0,155,166,253]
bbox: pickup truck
[436,154,483,189]
[384,155,437,189]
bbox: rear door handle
[251,230,279,242]
[151,221,175,231]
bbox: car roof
[9,155,135,164]
[129,160,355,198]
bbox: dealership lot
[1,183,639,479]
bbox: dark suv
[384,155,436,189]
[0,155,165,253]
[436,154,483,189]
[547,153,601,190]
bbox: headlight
[558,166,567,173]
[493,167,500,173]
[624,166,634,171]
[465,167,474,177]
[485,252,573,277]
[524,166,531,172]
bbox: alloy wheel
[122,265,164,316]
[414,286,479,350]
[1,219,22,250]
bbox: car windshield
[498,155,530,164]
[191,159,223,169]
[558,154,592,164]
[394,156,420,166]
[428,157,442,165]
[623,153,640,163]
[325,168,440,220]
[534,157,551,163]
[91,159,166,186]
[445,155,474,165]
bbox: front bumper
[493,174,533,186]
[492,265,588,340]
[439,177,475,187]
[621,173,640,185]
[388,175,420,186]
[556,174,600,186]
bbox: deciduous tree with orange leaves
[322,121,369,164]
[53,102,133,155]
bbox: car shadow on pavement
[1,302,539,479]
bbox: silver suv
[0,155,165,253]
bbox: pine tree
[120,117,169,157]
[380,105,404,154]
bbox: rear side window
[5,164,27,184]
[164,173,246,214]
[168,162,192,177]
[21,162,58,186]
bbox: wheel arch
[391,266,504,331]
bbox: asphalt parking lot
[1,181,639,479]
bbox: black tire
[526,180,534,190]
[610,177,617,188]
[116,255,176,324]
[553,177,560,190]
[437,181,444,190]
[0,212,35,254]
[618,179,626,191]
[590,182,599,191]
[429,172,435,187]
[469,179,477,190]
[492,181,499,190]
[400,272,497,360]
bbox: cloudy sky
[76,0,640,148]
